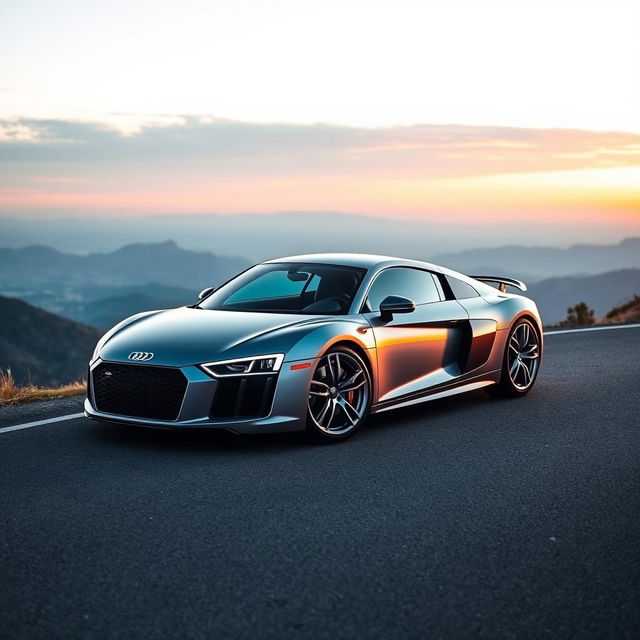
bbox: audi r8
[85,253,543,441]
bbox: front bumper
[84,357,316,434]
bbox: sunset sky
[1,0,639,242]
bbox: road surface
[1,326,639,639]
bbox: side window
[447,276,480,300]
[366,268,441,310]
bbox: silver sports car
[85,253,543,441]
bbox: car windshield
[198,262,367,315]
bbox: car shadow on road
[88,387,520,456]
[90,418,313,456]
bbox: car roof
[262,252,502,296]
[263,252,444,272]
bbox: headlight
[200,353,284,377]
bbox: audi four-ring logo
[128,351,154,361]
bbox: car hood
[98,307,324,367]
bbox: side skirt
[370,379,496,415]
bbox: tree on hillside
[562,302,595,327]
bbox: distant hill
[436,237,640,282]
[0,242,243,335]
[1,240,638,336]
[0,242,248,329]
[0,296,101,386]
[0,241,249,290]
[70,284,195,329]
[527,269,640,324]
[601,296,640,324]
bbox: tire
[486,318,541,398]
[306,346,372,442]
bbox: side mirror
[198,286,215,300]
[379,295,416,321]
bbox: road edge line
[0,412,84,435]
[544,323,640,336]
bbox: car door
[362,267,468,403]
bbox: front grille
[92,362,187,421]
[210,374,277,420]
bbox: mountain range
[1,236,638,292]
[526,269,640,323]
[1,212,638,265]
[436,237,640,281]
[0,241,248,291]
[1,240,639,328]
[0,295,101,386]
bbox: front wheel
[306,346,372,442]
[486,318,541,398]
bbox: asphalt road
[1,327,639,639]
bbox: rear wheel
[306,346,371,442]
[486,318,541,397]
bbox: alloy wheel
[507,321,540,390]
[308,351,370,436]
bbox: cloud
[0,116,639,225]
[1,117,639,180]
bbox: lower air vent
[210,375,276,420]
[92,362,187,421]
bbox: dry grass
[600,295,640,325]
[0,369,85,405]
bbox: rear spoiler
[469,275,527,293]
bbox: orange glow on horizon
[1,167,638,231]
[1,117,639,238]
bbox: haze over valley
[2,212,638,263]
